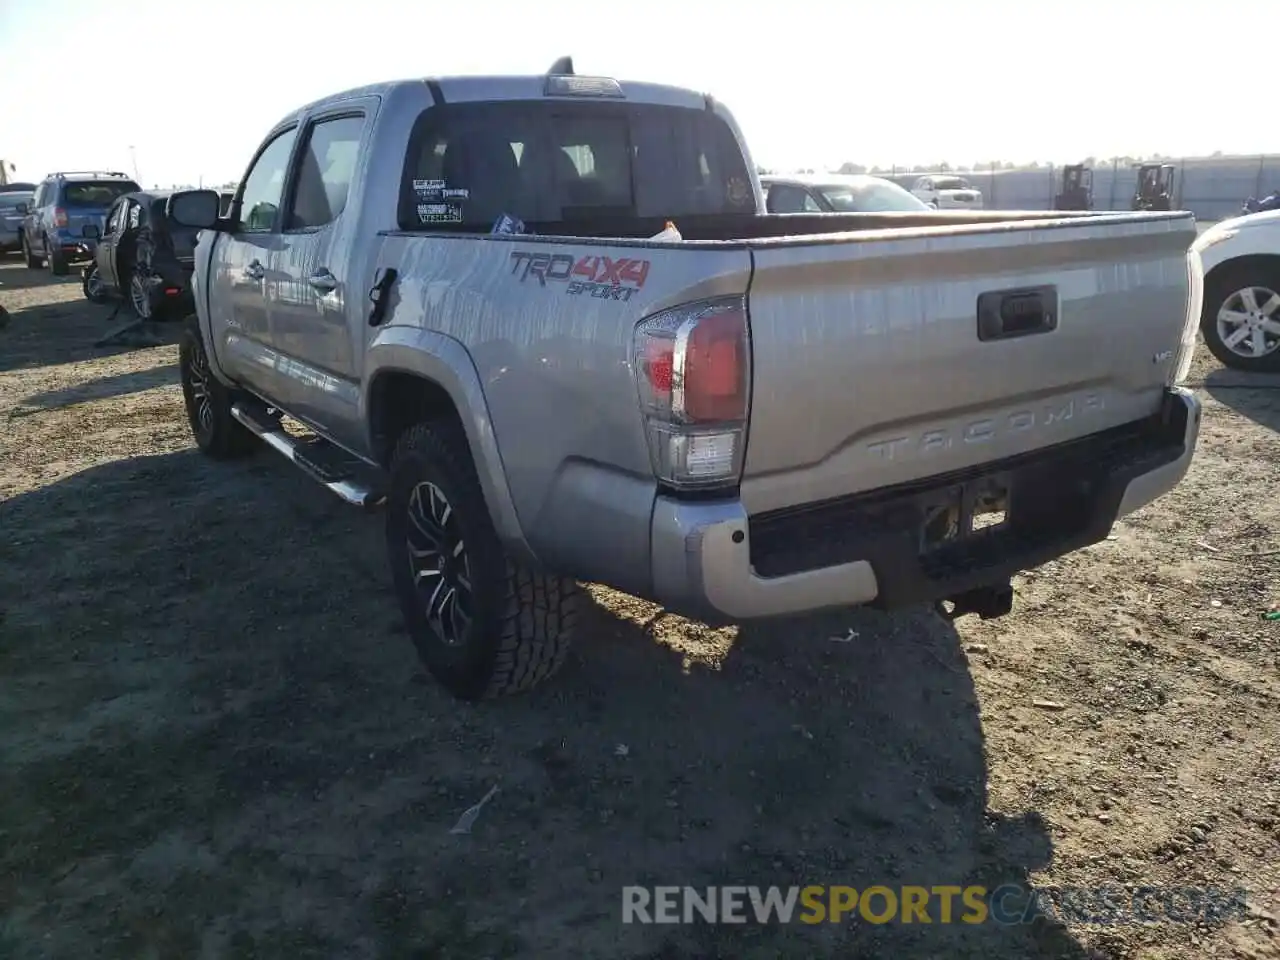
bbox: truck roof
[272,74,710,131]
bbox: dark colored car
[20,171,140,274]
[81,190,198,319]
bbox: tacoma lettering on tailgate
[866,393,1106,462]
[509,251,650,301]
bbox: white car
[910,175,984,210]
[761,173,930,213]
[1192,210,1280,371]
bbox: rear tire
[128,269,154,318]
[47,238,68,276]
[1200,262,1280,373]
[386,420,582,700]
[21,234,42,269]
[179,319,259,459]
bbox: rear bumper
[651,387,1200,622]
[54,232,97,259]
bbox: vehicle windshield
[62,181,140,206]
[932,177,970,190]
[819,180,928,213]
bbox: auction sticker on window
[413,179,469,223]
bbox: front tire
[386,420,582,700]
[179,320,259,459]
[82,264,110,303]
[1200,262,1280,372]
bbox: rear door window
[399,101,754,230]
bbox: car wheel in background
[21,233,42,269]
[81,264,110,303]
[1200,261,1280,372]
[46,237,68,276]
[128,270,153,318]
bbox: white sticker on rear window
[417,202,463,224]
[413,180,470,201]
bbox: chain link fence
[865,156,1280,222]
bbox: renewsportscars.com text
[621,884,1251,926]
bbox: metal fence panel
[871,156,1280,221]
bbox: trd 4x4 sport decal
[509,251,651,301]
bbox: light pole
[128,146,141,186]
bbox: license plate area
[920,474,1012,553]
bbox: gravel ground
[1,258,1278,960]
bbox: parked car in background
[761,174,929,213]
[20,171,140,274]
[80,190,198,318]
[0,184,35,255]
[910,174,984,209]
[1193,210,1280,371]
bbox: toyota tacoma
[168,59,1205,700]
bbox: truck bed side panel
[741,214,1197,516]
[371,233,752,587]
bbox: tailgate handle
[977,285,1058,341]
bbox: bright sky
[0,0,1265,187]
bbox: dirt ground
[1,258,1278,960]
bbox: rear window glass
[62,180,140,205]
[399,101,754,230]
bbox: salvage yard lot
[1,259,1278,960]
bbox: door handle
[242,260,265,282]
[307,268,338,294]
[976,285,1058,342]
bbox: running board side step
[230,403,385,509]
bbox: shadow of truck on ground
[0,450,1094,959]
[1202,366,1280,432]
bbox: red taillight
[53,207,68,228]
[633,296,750,487]
[164,287,180,296]
[643,339,673,393]
[684,309,745,422]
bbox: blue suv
[20,171,140,275]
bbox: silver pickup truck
[169,60,1204,701]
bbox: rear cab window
[398,100,755,231]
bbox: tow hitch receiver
[934,582,1015,622]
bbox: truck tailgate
[741,213,1197,515]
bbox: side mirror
[167,189,222,229]
[14,202,28,215]
[83,224,101,240]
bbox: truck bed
[372,208,1197,593]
